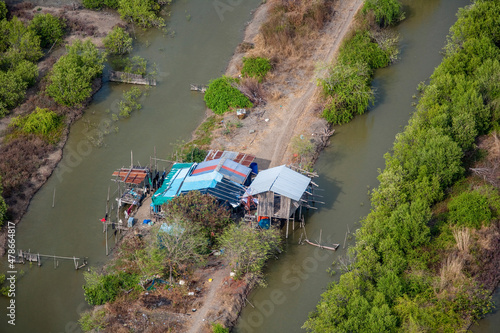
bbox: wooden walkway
[16,250,88,270]
[109,71,156,86]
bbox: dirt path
[186,266,230,333]
[267,0,364,167]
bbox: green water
[0,1,261,332]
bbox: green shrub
[82,0,118,9]
[320,63,374,124]
[79,309,106,332]
[0,1,7,21]
[83,270,139,305]
[182,146,206,163]
[241,57,271,82]
[363,0,404,27]
[448,191,492,229]
[10,107,62,140]
[118,0,166,29]
[103,26,132,55]
[118,86,145,118]
[338,30,391,69]
[46,40,105,107]
[212,323,229,333]
[204,76,253,114]
[29,13,66,48]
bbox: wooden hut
[246,165,316,237]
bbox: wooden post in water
[52,188,56,208]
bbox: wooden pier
[109,71,156,86]
[16,250,88,270]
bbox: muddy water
[235,0,472,332]
[0,1,261,332]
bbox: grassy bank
[305,1,500,331]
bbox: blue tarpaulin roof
[247,165,311,201]
[152,163,194,205]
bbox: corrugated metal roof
[152,163,194,205]
[112,168,149,184]
[248,165,311,201]
[192,158,251,184]
[204,150,255,167]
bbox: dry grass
[452,227,471,255]
[237,78,266,106]
[438,254,465,291]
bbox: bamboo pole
[52,188,56,208]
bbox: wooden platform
[109,71,156,86]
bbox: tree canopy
[103,26,132,55]
[46,39,105,107]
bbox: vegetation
[82,0,119,10]
[117,86,148,118]
[319,28,399,124]
[204,76,253,115]
[165,191,232,246]
[363,0,404,27]
[212,323,229,333]
[241,57,271,82]
[9,107,63,143]
[117,0,168,29]
[182,146,206,163]
[29,13,66,48]
[83,269,140,305]
[220,224,281,281]
[103,26,132,55]
[0,16,42,117]
[46,39,105,107]
[0,1,7,21]
[78,309,107,332]
[305,1,500,331]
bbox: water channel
[1,0,499,332]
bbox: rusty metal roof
[112,168,149,185]
[204,150,255,167]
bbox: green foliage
[204,76,253,114]
[0,1,7,21]
[0,16,42,117]
[10,107,62,142]
[320,63,374,124]
[103,26,132,55]
[82,0,119,10]
[212,323,229,333]
[447,190,492,229]
[220,223,281,281]
[182,146,206,163]
[319,29,398,124]
[118,86,146,118]
[46,39,105,107]
[29,13,66,48]
[118,0,166,29]
[79,309,107,332]
[363,0,404,27]
[0,17,43,64]
[83,269,139,305]
[338,30,391,69]
[0,71,29,115]
[124,55,147,75]
[241,57,271,82]
[165,191,232,246]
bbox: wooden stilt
[52,188,56,208]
